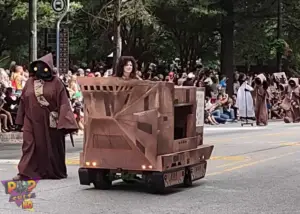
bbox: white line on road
[0,159,19,164]
[205,127,267,131]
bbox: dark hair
[116,56,137,78]
[5,87,13,96]
[143,72,151,80]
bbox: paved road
[1,122,300,213]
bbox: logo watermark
[1,179,39,211]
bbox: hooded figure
[278,83,288,99]
[236,73,255,119]
[281,78,300,123]
[254,74,269,126]
[13,53,78,181]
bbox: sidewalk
[0,120,284,144]
[0,132,83,144]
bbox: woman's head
[15,66,23,74]
[70,75,77,82]
[116,56,137,79]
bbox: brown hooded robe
[15,54,78,179]
[281,78,300,123]
[254,74,269,126]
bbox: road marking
[210,156,246,161]
[207,151,300,176]
[215,159,251,168]
[205,127,267,131]
[66,156,80,160]
[0,159,80,165]
[207,131,297,143]
[66,159,80,165]
[280,142,300,146]
[0,159,19,164]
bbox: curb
[0,133,84,144]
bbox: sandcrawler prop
[77,77,214,193]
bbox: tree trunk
[29,0,37,62]
[113,0,122,74]
[220,0,234,96]
[276,0,282,72]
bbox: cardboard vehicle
[77,77,214,193]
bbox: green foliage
[12,1,83,28]
[2,0,300,73]
[270,39,287,56]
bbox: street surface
[1,122,300,213]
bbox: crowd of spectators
[0,58,292,133]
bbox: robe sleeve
[245,84,254,91]
[56,79,79,134]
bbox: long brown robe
[281,78,300,123]
[254,74,268,126]
[15,55,78,179]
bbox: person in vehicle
[116,56,141,80]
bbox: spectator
[0,93,9,132]
[178,73,187,86]
[68,75,81,99]
[3,87,19,123]
[0,68,11,88]
[219,75,227,88]
[182,72,195,86]
[11,65,25,94]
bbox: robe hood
[288,77,299,87]
[29,53,54,74]
[255,74,267,85]
[29,53,55,81]
[279,83,288,91]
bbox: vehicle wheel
[122,179,135,184]
[121,173,138,184]
[93,169,112,190]
[241,124,244,127]
[183,169,192,187]
[145,173,165,194]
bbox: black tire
[93,170,112,190]
[122,179,135,184]
[183,169,193,187]
[122,174,140,184]
[145,173,165,194]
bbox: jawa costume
[254,74,269,126]
[279,83,288,99]
[13,53,78,180]
[280,78,300,123]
